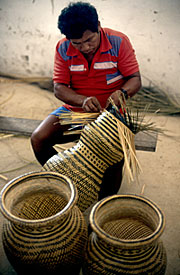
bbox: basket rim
[0,171,77,227]
[89,194,165,248]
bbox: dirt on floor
[0,78,180,275]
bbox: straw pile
[59,111,99,135]
[127,85,180,115]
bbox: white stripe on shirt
[94,61,117,69]
[107,74,123,85]
[69,65,85,71]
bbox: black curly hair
[58,2,99,39]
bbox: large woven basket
[82,194,167,274]
[0,171,88,275]
[44,111,126,212]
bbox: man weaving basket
[31,1,141,199]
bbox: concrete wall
[0,0,180,99]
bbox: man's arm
[106,71,141,108]
[121,71,141,97]
[54,83,102,112]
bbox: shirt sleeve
[118,35,139,77]
[53,41,70,84]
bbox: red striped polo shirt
[53,27,139,111]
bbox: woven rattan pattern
[83,235,166,275]
[1,172,88,274]
[3,208,87,273]
[82,195,167,274]
[102,218,153,239]
[44,111,124,212]
[12,192,67,220]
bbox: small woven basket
[0,171,88,275]
[83,194,167,275]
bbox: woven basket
[82,194,167,275]
[44,111,125,212]
[0,171,88,275]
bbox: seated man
[31,1,141,199]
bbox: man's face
[70,27,101,56]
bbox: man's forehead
[70,30,96,44]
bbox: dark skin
[31,26,141,199]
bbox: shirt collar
[99,28,112,53]
[66,28,112,57]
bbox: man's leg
[98,158,124,200]
[31,114,80,166]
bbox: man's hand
[82,97,102,112]
[106,90,125,109]
[105,72,142,109]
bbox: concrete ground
[0,79,180,274]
